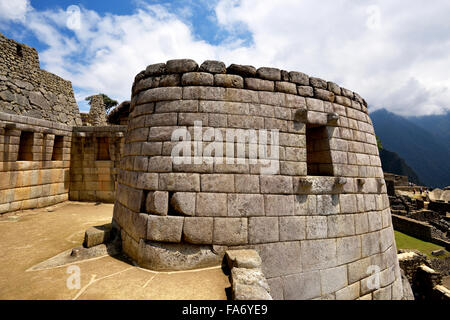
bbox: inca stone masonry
[0,32,404,300]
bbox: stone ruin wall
[0,32,82,126]
[112,59,405,300]
[69,125,126,203]
[0,111,72,213]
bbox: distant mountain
[371,109,450,188]
[379,149,423,186]
[408,112,450,150]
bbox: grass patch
[394,230,449,258]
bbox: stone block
[147,215,184,243]
[145,191,169,215]
[297,86,314,97]
[347,256,371,284]
[328,214,355,237]
[337,235,362,264]
[213,218,248,245]
[256,242,302,278]
[83,224,112,248]
[245,78,274,91]
[248,217,279,244]
[196,193,227,216]
[267,277,284,300]
[226,249,262,269]
[301,239,337,271]
[231,268,270,292]
[339,194,357,213]
[214,74,244,88]
[235,174,260,193]
[257,67,281,81]
[170,192,196,216]
[306,216,328,239]
[260,175,292,194]
[166,59,198,73]
[136,87,182,104]
[199,60,226,74]
[147,156,172,173]
[227,64,257,77]
[232,283,272,300]
[181,72,214,86]
[264,195,294,216]
[335,281,360,300]
[282,271,321,300]
[275,81,297,94]
[183,217,213,244]
[316,194,339,215]
[354,213,369,234]
[362,231,381,257]
[201,173,235,192]
[368,211,383,232]
[159,173,200,192]
[373,285,392,300]
[289,71,309,85]
[314,88,335,102]
[320,265,348,295]
[279,216,306,241]
[227,194,264,217]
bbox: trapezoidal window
[52,135,64,161]
[97,137,111,160]
[18,131,34,161]
[306,124,334,176]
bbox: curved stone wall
[113,59,404,300]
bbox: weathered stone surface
[166,59,198,73]
[138,241,223,271]
[181,72,214,86]
[213,218,248,245]
[170,192,196,216]
[214,74,244,88]
[289,71,309,85]
[301,239,337,271]
[275,81,297,94]
[283,271,321,299]
[248,217,279,244]
[226,249,262,269]
[297,85,314,97]
[256,242,302,278]
[314,88,335,102]
[264,195,294,216]
[309,77,327,89]
[257,67,281,81]
[279,216,306,241]
[320,265,348,295]
[337,235,361,264]
[145,63,166,76]
[232,283,272,300]
[306,216,327,239]
[227,64,257,77]
[199,60,226,74]
[145,191,169,215]
[196,193,227,216]
[245,78,274,91]
[228,194,264,217]
[201,174,235,192]
[83,224,112,248]
[183,217,213,244]
[231,267,270,292]
[147,215,184,243]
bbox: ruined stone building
[0,33,405,300]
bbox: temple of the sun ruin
[0,32,404,300]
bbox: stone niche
[112,59,404,300]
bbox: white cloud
[0,0,30,22]
[1,0,449,116]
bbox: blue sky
[1,0,450,116]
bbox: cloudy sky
[0,0,449,116]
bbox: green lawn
[394,230,449,258]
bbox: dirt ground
[0,202,230,300]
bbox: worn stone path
[0,202,229,300]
